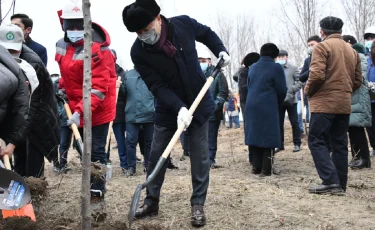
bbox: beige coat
[305,34,362,114]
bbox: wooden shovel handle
[105,77,121,152]
[64,103,82,141]
[3,154,11,170]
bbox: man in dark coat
[122,0,230,227]
[11,14,48,66]
[0,45,29,160]
[198,50,229,168]
[245,43,287,176]
[0,24,59,177]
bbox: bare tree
[82,0,92,229]
[235,13,257,68]
[278,0,324,66]
[341,0,375,43]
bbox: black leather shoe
[308,184,344,195]
[293,145,300,152]
[350,159,371,169]
[252,168,261,175]
[191,205,206,227]
[134,204,159,219]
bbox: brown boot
[191,205,206,227]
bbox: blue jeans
[126,123,154,171]
[59,126,73,167]
[297,98,310,131]
[229,116,240,128]
[78,123,109,193]
[209,120,221,164]
[113,122,127,169]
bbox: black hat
[122,0,161,32]
[278,49,288,57]
[242,52,260,68]
[63,19,84,31]
[320,16,344,33]
[260,43,279,59]
[352,43,365,54]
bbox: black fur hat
[320,16,344,33]
[122,0,161,32]
[260,43,279,59]
[242,53,260,68]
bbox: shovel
[55,94,84,154]
[0,155,36,221]
[128,58,225,227]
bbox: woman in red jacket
[56,1,116,210]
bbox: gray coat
[349,53,371,127]
[282,63,303,104]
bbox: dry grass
[7,123,375,229]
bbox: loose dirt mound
[25,177,48,200]
[0,217,40,230]
[91,162,106,183]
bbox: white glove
[219,51,231,67]
[67,112,81,127]
[177,107,193,131]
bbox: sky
[1,0,346,74]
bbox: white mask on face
[67,30,84,43]
[138,21,161,45]
[308,46,314,55]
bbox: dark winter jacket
[124,69,154,123]
[245,56,287,148]
[233,67,248,106]
[350,53,371,127]
[131,15,227,128]
[25,37,48,66]
[205,65,228,121]
[114,64,127,123]
[0,45,29,146]
[367,57,375,103]
[20,45,60,162]
[297,56,311,101]
[54,80,68,127]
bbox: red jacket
[55,22,116,127]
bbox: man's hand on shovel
[0,143,15,159]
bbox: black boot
[260,149,272,177]
[350,158,371,169]
[135,203,159,219]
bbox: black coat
[0,46,29,145]
[114,64,127,123]
[233,67,249,105]
[20,45,60,162]
[131,15,227,128]
[299,56,311,83]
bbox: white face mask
[67,30,84,43]
[308,46,314,55]
[138,21,160,45]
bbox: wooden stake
[82,0,92,229]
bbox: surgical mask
[138,21,160,45]
[366,40,374,51]
[51,76,59,82]
[67,30,84,43]
[276,60,286,66]
[308,46,314,55]
[200,63,208,72]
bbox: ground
[2,123,375,230]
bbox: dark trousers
[78,123,109,193]
[14,141,45,178]
[366,103,375,148]
[348,127,370,160]
[59,126,73,167]
[180,131,189,154]
[112,122,127,169]
[126,123,153,171]
[248,146,273,174]
[229,116,240,128]
[308,113,349,189]
[209,120,221,164]
[145,122,210,206]
[279,104,301,148]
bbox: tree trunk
[81,0,92,229]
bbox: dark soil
[91,162,106,183]
[25,177,48,200]
[0,217,40,230]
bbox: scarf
[155,19,177,57]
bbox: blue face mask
[67,30,84,43]
[200,63,208,72]
[276,60,286,66]
[366,40,373,51]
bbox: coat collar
[259,56,275,62]
[324,33,343,41]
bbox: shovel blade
[128,184,143,228]
[2,203,36,221]
[0,168,31,210]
